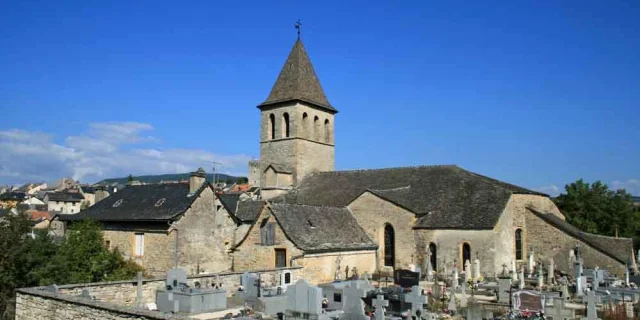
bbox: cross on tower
[294,19,302,38]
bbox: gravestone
[576,275,585,297]
[473,259,481,280]
[592,267,600,291]
[537,267,544,289]
[464,260,471,281]
[404,286,427,319]
[447,292,457,312]
[452,268,459,290]
[372,295,388,320]
[512,259,518,281]
[548,258,555,285]
[586,290,599,320]
[394,269,419,288]
[519,267,525,290]
[242,272,260,299]
[528,247,535,277]
[513,291,543,312]
[425,249,433,281]
[545,297,574,320]
[167,268,188,289]
[497,277,511,303]
[459,281,468,308]
[285,279,326,320]
[466,299,483,320]
[341,282,368,320]
[431,282,442,300]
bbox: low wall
[15,267,302,319]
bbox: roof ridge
[269,202,346,210]
[459,168,545,196]
[310,164,458,175]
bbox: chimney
[190,167,206,194]
[95,186,110,203]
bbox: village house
[44,192,85,214]
[16,182,48,195]
[0,191,27,209]
[57,168,240,276]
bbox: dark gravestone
[514,291,543,312]
[394,269,419,288]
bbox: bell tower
[249,37,337,199]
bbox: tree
[554,179,638,246]
[127,174,134,183]
[80,200,90,211]
[237,177,249,184]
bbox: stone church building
[234,37,636,282]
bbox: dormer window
[154,198,166,207]
[113,199,123,207]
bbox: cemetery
[13,244,640,319]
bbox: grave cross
[343,282,368,320]
[405,285,427,318]
[546,297,574,320]
[372,295,389,320]
[254,275,262,298]
[586,290,599,320]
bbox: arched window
[302,113,308,138]
[515,229,523,260]
[429,242,437,271]
[269,114,275,139]
[462,243,471,270]
[313,116,320,141]
[282,113,290,138]
[324,119,330,142]
[384,224,395,267]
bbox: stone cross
[285,279,323,317]
[343,282,368,320]
[519,267,525,290]
[372,295,388,320]
[545,297,574,320]
[547,258,555,285]
[447,292,457,312]
[464,260,471,281]
[135,271,143,308]
[473,259,481,280]
[586,290,599,320]
[405,285,427,318]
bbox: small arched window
[429,242,437,271]
[324,119,330,142]
[384,224,395,267]
[462,243,471,270]
[515,229,523,260]
[313,116,320,140]
[282,113,290,138]
[269,114,275,140]
[302,113,308,138]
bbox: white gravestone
[372,295,388,320]
[473,259,481,280]
[404,285,427,319]
[586,290,599,320]
[241,272,260,299]
[593,267,600,291]
[452,268,459,290]
[285,279,326,320]
[341,282,368,320]
[545,297,574,320]
[519,267,525,290]
[512,260,518,281]
[447,292,457,312]
[464,260,471,281]
[537,267,544,289]
[459,280,468,307]
[548,258,555,285]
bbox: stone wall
[347,191,416,271]
[299,250,377,284]
[232,206,304,271]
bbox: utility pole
[204,161,223,186]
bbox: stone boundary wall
[15,288,187,320]
[15,267,302,319]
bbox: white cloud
[535,184,560,196]
[0,122,251,185]
[611,179,640,196]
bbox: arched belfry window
[313,116,320,141]
[269,114,275,140]
[282,113,290,138]
[384,224,395,267]
[302,113,308,138]
[515,229,523,260]
[324,119,330,142]
[462,243,471,270]
[429,242,437,271]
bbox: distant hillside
[96,173,247,185]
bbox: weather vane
[294,19,302,38]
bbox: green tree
[554,179,638,244]
[237,177,249,184]
[127,174,134,183]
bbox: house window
[515,229,523,260]
[134,233,144,257]
[275,249,286,268]
[462,243,471,270]
[384,224,395,267]
[260,221,275,245]
[284,272,291,284]
[333,293,342,302]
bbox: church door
[384,224,395,267]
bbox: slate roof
[58,183,206,222]
[46,192,85,202]
[258,39,337,113]
[267,163,292,174]
[80,186,95,194]
[276,165,545,229]
[527,207,633,264]
[219,193,240,215]
[0,191,27,201]
[268,203,377,253]
[234,200,265,223]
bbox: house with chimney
[57,168,240,276]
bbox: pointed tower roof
[258,39,337,113]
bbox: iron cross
[294,19,302,38]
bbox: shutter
[266,222,275,245]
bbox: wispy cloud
[0,122,251,185]
[612,179,640,196]
[535,184,560,196]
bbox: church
[230,36,636,282]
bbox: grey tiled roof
[234,200,265,223]
[58,183,207,222]
[527,207,633,264]
[46,192,85,202]
[269,203,376,253]
[219,193,240,215]
[276,165,545,229]
[258,39,336,113]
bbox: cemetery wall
[523,208,626,276]
[15,287,187,320]
[347,191,417,270]
[299,250,377,283]
[232,206,304,270]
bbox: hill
[96,172,247,185]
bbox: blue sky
[0,0,638,195]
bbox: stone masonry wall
[232,206,304,271]
[347,192,416,271]
[103,226,174,277]
[299,250,377,284]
